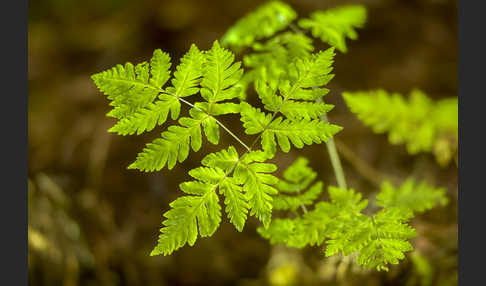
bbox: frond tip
[91,44,205,135]
[298,5,367,53]
[221,1,297,48]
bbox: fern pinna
[343,89,458,167]
[92,0,450,272]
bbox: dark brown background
[28,0,457,285]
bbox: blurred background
[28,0,457,285]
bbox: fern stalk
[175,95,252,151]
[320,111,347,190]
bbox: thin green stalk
[170,94,252,152]
[317,100,348,190]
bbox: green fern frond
[233,32,314,101]
[92,61,160,119]
[281,48,336,101]
[239,49,341,155]
[258,155,420,272]
[150,49,172,89]
[239,102,273,135]
[273,182,323,211]
[259,186,368,249]
[261,117,342,154]
[239,102,341,154]
[198,41,243,115]
[343,89,458,166]
[245,32,314,82]
[150,186,222,256]
[220,178,249,232]
[255,79,334,120]
[257,202,335,248]
[128,108,219,171]
[221,1,297,48]
[376,178,448,213]
[108,94,180,135]
[235,154,279,228]
[92,44,205,135]
[356,207,417,271]
[324,206,416,271]
[277,157,317,193]
[151,146,280,255]
[273,157,323,211]
[165,44,205,98]
[102,42,250,171]
[201,144,239,170]
[298,5,367,53]
[327,186,368,214]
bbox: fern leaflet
[376,178,448,213]
[221,1,297,48]
[343,89,458,166]
[298,5,367,53]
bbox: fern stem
[215,120,252,152]
[321,112,347,190]
[300,204,308,213]
[170,94,251,152]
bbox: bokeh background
[28,0,457,285]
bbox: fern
[298,5,367,53]
[259,158,447,271]
[239,48,342,155]
[376,178,448,213]
[343,89,458,166]
[150,146,278,255]
[91,0,451,274]
[128,108,217,171]
[196,41,243,115]
[115,42,240,171]
[221,1,297,49]
[223,2,366,100]
[240,102,341,155]
[91,61,160,120]
[93,44,204,135]
[273,157,323,212]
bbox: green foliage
[259,158,447,271]
[239,48,342,155]
[222,2,366,100]
[376,178,448,213]
[298,5,367,53]
[92,0,449,274]
[91,60,161,120]
[221,1,297,48]
[92,1,348,255]
[128,108,219,171]
[240,101,341,155]
[150,146,279,255]
[343,89,458,166]
[92,44,204,135]
[272,157,323,211]
[240,32,315,99]
[197,41,243,115]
